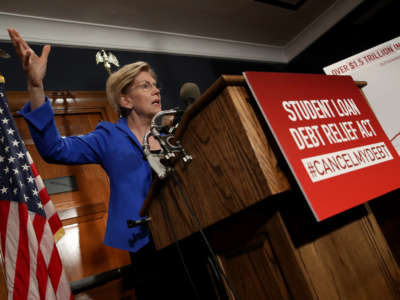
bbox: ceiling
[0,0,364,63]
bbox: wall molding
[0,1,363,63]
[284,0,364,61]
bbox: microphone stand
[142,109,192,179]
[127,109,189,228]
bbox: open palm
[8,28,51,87]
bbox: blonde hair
[106,61,156,117]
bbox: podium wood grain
[142,75,290,248]
[142,76,400,299]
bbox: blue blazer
[20,99,152,252]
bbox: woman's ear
[120,94,133,110]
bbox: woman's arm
[9,28,107,165]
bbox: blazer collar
[116,118,143,152]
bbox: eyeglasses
[132,80,161,92]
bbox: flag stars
[23,194,29,202]
[0,136,4,143]
[2,118,9,124]
[19,180,24,188]
[0,155,4,163]
[22,164,30,171]
[0,107,4,114]
[1,186,8,194]
[32,188,39,196]
[8,156,15,163]
[4,166,9,174]
[12,168,19,175]
[17,152,25,159]
[4,146,9,152]
[37,201,43,209]
[12,140,20,147]
[27,176,34,183]
[7,128,15,135]
[13,188,18,195]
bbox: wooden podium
[140,75,400,299]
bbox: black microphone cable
[159,189,201,300]
[170,170,240,300]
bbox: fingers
[8,28,51,61]
[7,28,17,47]
[7,28,30,60]
[10,28,30,51]
[8,28,21,55]
[41,45,51,62]
[23,49,32,70]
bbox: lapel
[115,118,144,154]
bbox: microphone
[159,82,200,132]
[179,82,200,109]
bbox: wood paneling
[2,91,132,295]
[217,237,293,300]
[369,189,400,266]
[57,218,129,282]
[15,113,110,216]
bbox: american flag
[0,77,73,299]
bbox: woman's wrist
[27,82,46,110]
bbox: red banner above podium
[244,72,400,221]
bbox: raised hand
[8,28,51,88]
[8,28,51,108]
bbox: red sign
[244,72,400,221]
